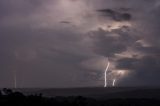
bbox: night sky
[0,0,160,88]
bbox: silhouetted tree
[0,89,160,106]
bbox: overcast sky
[0,0,160,88]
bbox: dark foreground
[0,88,160,106]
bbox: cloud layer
[0,0,160,87]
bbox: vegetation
[0,88,160,106]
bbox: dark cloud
[0,0,160,87]
[88,27,139,57]
[119,7,131,11]
[60,21,71,24]
[97,9,132,21]
[116,56,160,86]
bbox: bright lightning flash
[112,79,116,87]
[104,58,110,88]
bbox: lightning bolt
[104,58,110,87]
[112,79,116,87]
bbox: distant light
[117,70,126,76]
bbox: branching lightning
[104,58,110,87]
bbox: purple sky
[0,0,160,88]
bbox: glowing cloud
[95,22,132,32]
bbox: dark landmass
[0,87,160,106]
[12,87,160,99]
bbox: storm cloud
[97,9,132,21]
[0,0,160,88]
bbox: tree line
[0,88,160,106]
